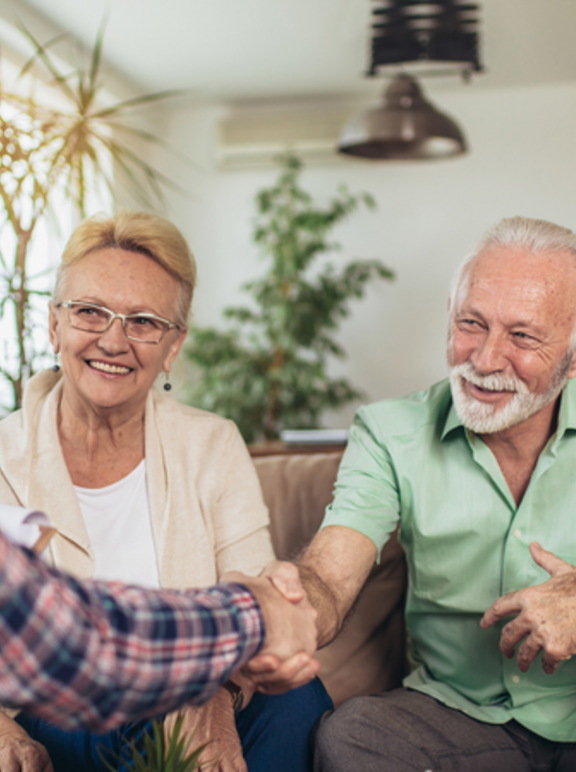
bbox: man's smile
[463,378,515,402]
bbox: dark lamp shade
[338,75,467,160]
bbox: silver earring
[52,353,60,373]
[163,371,172,391]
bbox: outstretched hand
[481,542,576,674]
[222,562,319,694]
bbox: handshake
[223,562,319,694]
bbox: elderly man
[258,216,576,771]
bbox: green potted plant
[101,714,211,772]
[186,154,394,443]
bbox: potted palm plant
[0,23,184,410]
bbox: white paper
[0,505,51,552]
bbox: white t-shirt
[74,460,160,588]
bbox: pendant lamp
[338,74,466,160]
[338,1,482,161]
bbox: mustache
[450,362,529,394]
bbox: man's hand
[0,722,53,772]
[242,647,319,695]
[223,565,319,694]
[164,688,246,772]
[481,541,576,674]
[261,560,307,603]
[239,528,377,694]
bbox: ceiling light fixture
[339,73,466,160]
[338,1,482,161]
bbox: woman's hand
[0,715,53,772]
[164,687,246,772]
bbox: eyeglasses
[58,301,181,344]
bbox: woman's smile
[86,359,133,376]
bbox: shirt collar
[441,377,576,442]
[556,377,576,439]
[441,399,464,440]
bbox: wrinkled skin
[225,563,320,695]
[481,541,576,674]
[0,718,53,772]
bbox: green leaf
[99,714,209,772]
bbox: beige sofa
[251,449,408,707]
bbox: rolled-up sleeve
[321,408,400,555]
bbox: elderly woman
[0,211,330,772]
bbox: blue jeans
[17,677,332,772]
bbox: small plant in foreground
[100,713,212,772]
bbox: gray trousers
[313,688,576,772]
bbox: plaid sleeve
[0,530,264,730]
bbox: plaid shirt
[0,529,264,730]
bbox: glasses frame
[58,300,181,344]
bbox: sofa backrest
[252,450,408,706]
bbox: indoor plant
[186,154,394,443]
[101,714,211,772]
[0,23,183,410]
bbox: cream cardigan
[0,370,274,588]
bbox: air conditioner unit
[216,109,353,169]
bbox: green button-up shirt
[322,377,576,742]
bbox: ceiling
[2,0,576,104]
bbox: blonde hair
[54,210,197,327]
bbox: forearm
[297,526,377,648]
[297,562,345,648]
[0,531,264,731]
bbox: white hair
[449,216,576,345]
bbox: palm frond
[87,17,108,102]
[0,20,189,410]
[103,121,201,169]
[17,27,78,106]
[92,88,188,119]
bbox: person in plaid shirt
[0,529,317,736]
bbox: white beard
[449,356,573,434]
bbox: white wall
[154,80,576,428]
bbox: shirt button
[512,675,520,684]
[513,529,522,538]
